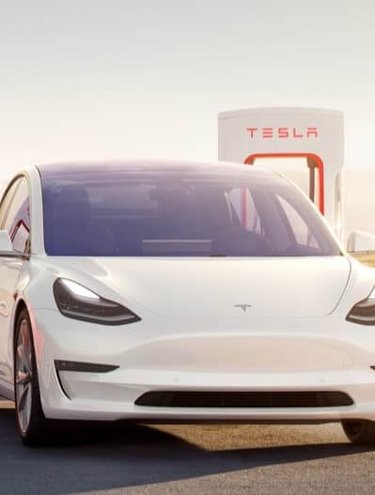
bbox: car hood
[51,256,351,318]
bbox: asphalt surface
[1,401,375,495]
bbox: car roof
[35,159,282,183]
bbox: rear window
[40,165,341,257]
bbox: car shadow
[0,408,372,495]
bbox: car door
[0,176,31,392]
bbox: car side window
[276,194,320,250]
[0,179,21,228]
[228,188,265,235]
[0,177,31,253]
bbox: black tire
[14,308,49,445]
[342,420,375,445]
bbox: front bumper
[31,308,375,423]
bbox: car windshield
[40,164,341,257]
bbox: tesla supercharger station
[218,107,344,228]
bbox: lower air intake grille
[135,391,353,408]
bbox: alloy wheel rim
[15,319,33,433]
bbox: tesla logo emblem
[245,127,318,139]
[234,304,252,312]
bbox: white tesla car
[0,160,374,446]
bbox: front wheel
[342,420,375,445]
[14,308,49,445]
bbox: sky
[0,0,375,177]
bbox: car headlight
[53,278,141,325]
[346,286,375,325]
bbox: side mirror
[347,231,375,268]
[347,230,375,253]
[0,230,13,252]
[0,230,29,260]
[0,230,29,259]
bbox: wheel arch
[13,300,27,340]
[12,299,35,359]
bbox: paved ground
[1,401,375,495]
